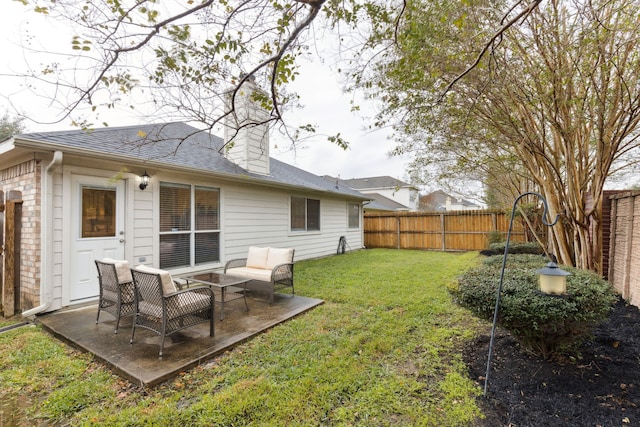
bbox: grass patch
[0,316,24,329]
[0,249,486,426]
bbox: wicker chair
[130,266,215,358]
[95,259,136,334]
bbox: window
[348,203,360,229]
[291,196,320,231]
[81,186,117,238]
[159,182,220,269]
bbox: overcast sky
[0,2,413,183]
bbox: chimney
[224,76,271,175]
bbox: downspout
[22,151,63,318]
[362,201,370,249]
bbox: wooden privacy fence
[1,190,22,318]
[364,210,529,251]
[608,191,640,307]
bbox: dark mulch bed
[463,298,640,426]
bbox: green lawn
[0,249,487,426]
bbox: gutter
[14,138,370,201]
[22,150,63,318]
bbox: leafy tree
[0,113,26,141]
[14,0,633,273]
[12,0,540,151]
[14,0,351,146]
[354,0,640,272]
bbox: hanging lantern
[536,261,571,295]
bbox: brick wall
[0,160,41,310]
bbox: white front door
[70,175,126,302]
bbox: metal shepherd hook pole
[484,192,560,397]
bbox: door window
[81,186,117,238]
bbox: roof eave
[12,137,370,201]
[0,138,16,155]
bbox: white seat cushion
[133,265,177,294]
[102,289,119,304]
[169,293,212,317]
[103,287,135,304]
[226,267,273,282]
[140,293,211,320]
[265,248,293,270]
[101,258,133,284]
[138,300,163,320]
[246,246,269,269]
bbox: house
[0,89,369,316]
[339,176,420,211]
[362,193,412,212]
[419,190,481,211]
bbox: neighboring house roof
[324,175,418,211]
[363,193,411,211]
[420,190,480,211]
[341,176,417,191]
[10,122,368,200]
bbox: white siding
[222,183,364,262]
[125,173,363,274]
[50,169,64,311]
[375,187,417,210]
[43,162,364,312]
[132,184,154,265]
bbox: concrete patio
[36,291,323,387]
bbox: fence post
[2,191,22,318]
[622,195,636,298]
[440,213,446,251]
[608,197,618,285]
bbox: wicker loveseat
[224,246,295,304]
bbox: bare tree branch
[438,0,544,100]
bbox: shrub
[486,230,504,245]
[450,254,618,359]
[487,241,544,255]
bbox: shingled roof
[12,122,368,200]
[341,176,417,191]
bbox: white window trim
[290,195,321,232]
[347,202,361,229]
[158,181,221,271]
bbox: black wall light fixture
[139,171,150,190]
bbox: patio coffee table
[177,272,249,320]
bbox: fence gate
[1,190,22,318]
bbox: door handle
[119,239,125,243]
